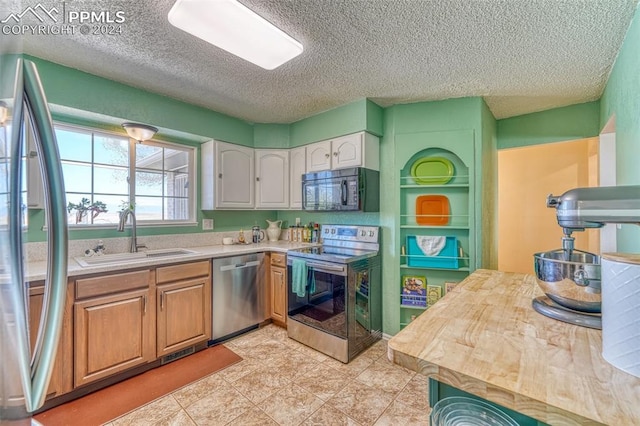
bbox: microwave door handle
[341,180,348,205]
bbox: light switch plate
[202,219,214,230]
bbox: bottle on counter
[238,229,245,244]
[312,223,319,243]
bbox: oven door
[287,258,348,338]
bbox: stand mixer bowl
[533,249,601,313]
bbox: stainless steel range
[287,224,381,363]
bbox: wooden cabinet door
[156,278,211,357]
[289,146,306,209]
[270,266,287,325]
[29,285,66,398]
[332,133,363,169]
[215,141,254,209]
[255,149,289,209]
[306,140,332,172]
[74,289,153,387]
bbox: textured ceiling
[20,0,640,123]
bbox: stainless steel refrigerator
[0,51,69,421]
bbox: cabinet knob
[218,173,222,178]
[333,152,338,157]
[325,153,330,158]
[256,177,260,181]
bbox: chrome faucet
[117,208,145,252]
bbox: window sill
[42,221,199,232]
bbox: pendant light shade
[122,122,158,142]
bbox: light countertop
[25,241,311,282]
[387,269,640,425]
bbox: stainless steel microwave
[301,167,379,212]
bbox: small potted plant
[67,198,108,224]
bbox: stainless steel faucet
[117,208,145,252]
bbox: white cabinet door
[289,146,306,209]
[331,133,363,170]
[215,141,254,209]
[255,149,289,209]
[306,140,332,172]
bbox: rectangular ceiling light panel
[168,0,303,70]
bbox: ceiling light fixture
[168,0,303,70]
[122,122,158,143]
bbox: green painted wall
[479,100,498,269]
[496,101,600,150]
[600,6,640,253]
[289,99,383,147]
[253,123,290,148]
[27,56,253,145]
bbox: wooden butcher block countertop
[387,269,640,425]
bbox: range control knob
[360,230,366,236]
[369,230,375,237]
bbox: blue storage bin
[407,236,459,269]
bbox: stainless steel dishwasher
[210,253,268,344]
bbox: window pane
[135,196,163,221]
[136,171,163,196]
[91,194,129,225]
[94,135,129,166]
[136,145,163,170]
[166,171,189,197]
[164,197,189,220]
[56,128,92,162]
[61,162,92,193]
[66,193,92,225]
[165,149,189,171]
[94,165,128,194]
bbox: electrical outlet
[202,219,214,230]
[295,217,301,225]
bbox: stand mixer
[533,185,640,328]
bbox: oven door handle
[304,262,347,274]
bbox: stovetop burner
[287,225,380,264]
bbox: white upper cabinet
[201,132,378,211]
[289,146,306,209]
[306,140,332,172]
[255,149,289,209]
[201,140,254,210]
[305,132,379,172]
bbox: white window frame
[54,123,197,229]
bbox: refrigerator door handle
[23,59,68,412]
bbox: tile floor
[106,324,431,425]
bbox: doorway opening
[497,137,600,274]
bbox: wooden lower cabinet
[269,253,287,326]
[73,270,154,388]
[156,278,211,357]
[29,284,68,399]
[155,261,211,357]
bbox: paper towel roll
[602,256,640,378]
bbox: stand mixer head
[534,185,640,328]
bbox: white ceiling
[22,0,639,124]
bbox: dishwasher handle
[219,260,260,272]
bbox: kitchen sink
[74,248,196,267]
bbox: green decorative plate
[410,157,454,184]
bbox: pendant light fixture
[122,122,158,143]
[168,0,303,70]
